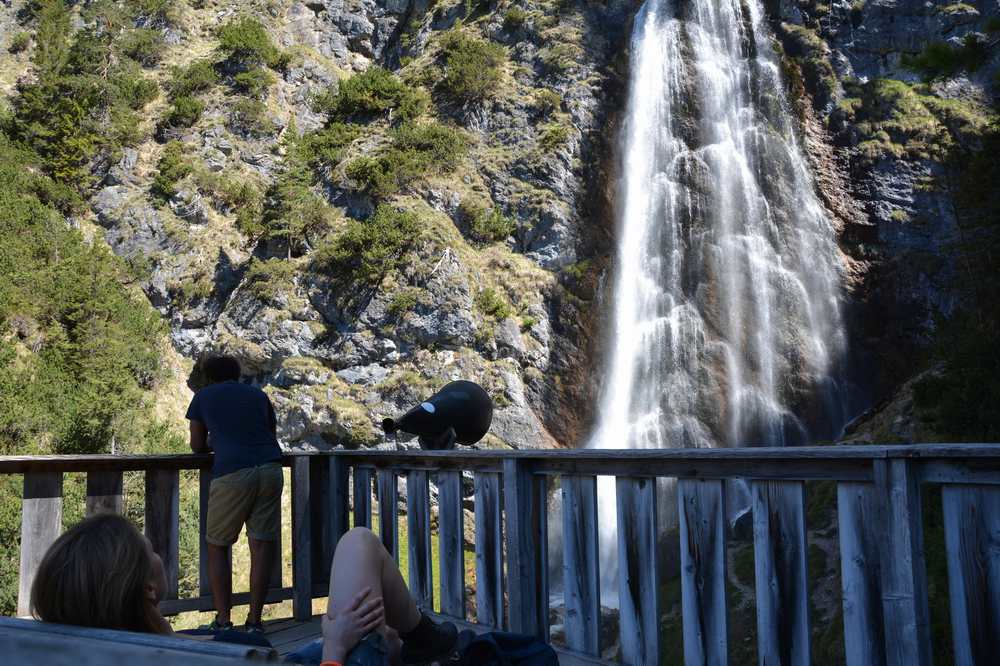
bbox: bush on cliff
[315,66,428,121]
[438,30,505,102]
[217,16,290,70]
[316,205,420,283]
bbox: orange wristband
[319,662,342,666]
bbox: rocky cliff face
[0,0,640,451]
[765,0,999,430]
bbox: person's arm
[189,419,209,454]
[321,587,383,662]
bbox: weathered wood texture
[308,456,332,587]
[0,617,277,662]
[677,479,727,666]
[837,482,886,666]
[85,470,122,516]
[407,470,433,609]
[328,457,351,551]
[145,469,180,600]
[876,460,931,666]
[353,467,373,529]
[615,477,660,666]
[377,469,398,560]
[504,459,548,639]
[751,481,810,666]
[561,475,601,656]
[474,472,504,628]
[942,484,1000,666]
[292,457,312,621]
[17,472,63,616]
[437,471,465,619]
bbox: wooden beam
[942,484,1000,666]
[561,475,600,656]
[18,472,63,617]
[677,478,727,665]
[837,482,886,666]
[292,457,312,621]
[198,469,212,597]
[751,481,810,666]
[616,477,660,666]
[475,472,503,628]
[407,470,433,609]
[876,460,931,666]
[353,468,372,529]
[504,458,547,639]
[328,457,350,551]
[85,470,122,516]
[159,586,295,616]
[377,469,398,561]
[309,456,331,587]
[437,470,465,620]
[145,469,180,601]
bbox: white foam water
[587,0,848,602]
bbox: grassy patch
[902,34,991,81]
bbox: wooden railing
[3,445,1000,666]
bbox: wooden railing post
[616,477,660,666]
[503,458,547,639]
[677,478,727,665]
[309,456,332,588]
[353,468,372,529]
[292,457,312,621]
[407,470,433,609]
[561,475,600,656]
[146,469,180,600]
[437,470,465,619]
[329,457,350,550]
[877,459,932,666]
[85,470,122,516]
[942,483,1000,666]
[474,472,504,628]
[837,481,886,666]
[17,472,63,616]
[377,469,398,561]
[751,481,810,666]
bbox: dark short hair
[202,355,241,383]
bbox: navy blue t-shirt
[185,381,281,478]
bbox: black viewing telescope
[381,380,494,450]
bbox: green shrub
[245,258,297,300]
[346,121,467,198]
[538,122,570,151]
[460,198,516,243]
[167,60,218,99]
[300,122,361,168]
[110,62,159,109]
[533,88,561,115]
[475,287,512,320]
[388,287,423,316]
[132,0,178,26]
[117,28,165,67]
[217,16,290,70]
[316,66,427,120]
[163,95,204,128]
[233,67,276,97]
[503,7,528,30]
[537,42,581,74]
[8,31,31,54]
[151,141,191,200]
[438,31,505,102]
[318,205,421,283]
[902,35,990,81]
[228,98,271,137]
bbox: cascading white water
[587,0,848,597]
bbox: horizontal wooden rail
[2,444,1000,666]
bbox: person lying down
[30,514,457,665]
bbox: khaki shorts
[206,463,283,546]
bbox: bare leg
[326,527,421,633]
[207,543,232,624]
[247,537,276,624]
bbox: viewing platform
[1,445,999,665]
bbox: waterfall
[586,0,848,599]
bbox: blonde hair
[31,514,163,633]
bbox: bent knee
[339,526,380,550]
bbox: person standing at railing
[187,354,283,634]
